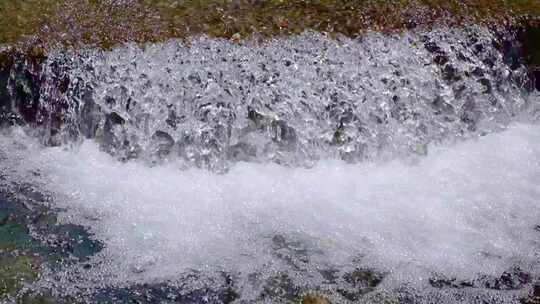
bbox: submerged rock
[0,255,39,298]
[0,186,103,301]
[483,268,532,291]
[302,294,331,304]
[337,268,385,301]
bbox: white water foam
[2,123,539,287]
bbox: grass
[0,0,539,52]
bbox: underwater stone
[483,268,532,290]
[227,142,257,162]
[337,268,385,301]
[302,294,331,304]
[150,130,175,157]
[79,91,102,139]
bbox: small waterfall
[0,24,539,303]
[2,25,538,171]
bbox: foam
[3,123,539,287]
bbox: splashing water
[1,25,540,302]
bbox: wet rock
[151,130,175,157]
[101,112,140,160]
[478,77,492,93]
[8,60,42,125]
[0,55,44,127]
[0,55,13,126]
[514,22,540,91]
[101,111,126,154]
[520,284,540,304]
[318,268,339,284]
[105,111,125,127]
[302,293,331,304]
[94,281,237,304]
[79,91,102,139]
[429,276,473,289]
[442,64,461,82]
[424,41,442,54]
[337,268,385,301]
[534,70,540,91]
[520,23,540,67]
[484,268,531,290]
[227,142,257,162]
[37,224,103,263]
[270,234,313,269]
[0,185,103,297]
[261,273,301,302]
[432,96,455,116]
[460,99,481,131]
[270,120,297,149]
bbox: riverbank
[0,0,539,53]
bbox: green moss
[0,255,39,298]
[0,222,33,252]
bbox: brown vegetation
[0,0,539,53]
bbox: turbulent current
[0,25,540,303]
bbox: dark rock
[484,268,531,290]
[478,77,492,93]
[79,89,102,139]
[270,120,297,148]
[432,96,455,116]
[460,99,480,131]
[94,278,237,304]
[0,57,42,126]
[101,111,139,159]
[318,268,339,284]
[534,70,540,91]
[41,224,103,262]
[151,130,175,157]
[227,142,257,162]
[471,67,485,77]
[261,273,301,302]
[247,106,266,128]
[429,276,474,289]
[442,64,461,82]
[434,54,449,65]
[337,268,384,301]
[270,234,311,269]
[302,294,331,304]
[105,112,125,126]
[519,284,540,304]
[425,41,442,54]
[0,55,12,125]
[520,23,540,70]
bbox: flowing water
[1,25,540,303]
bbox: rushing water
[1,25,540,303]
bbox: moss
[18,293,78,304]
[0,222,33,252]
[0,255,39,298]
